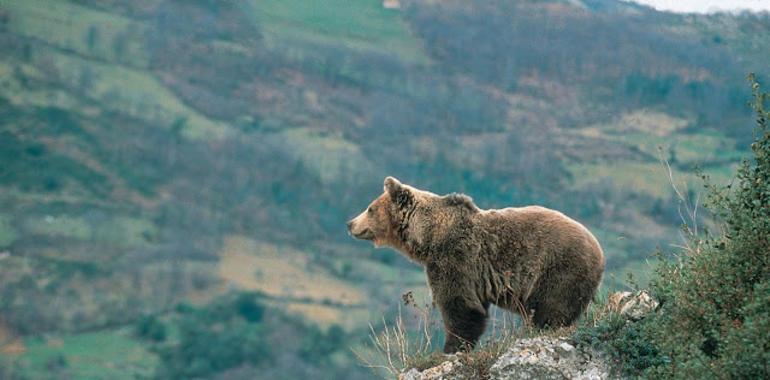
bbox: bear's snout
[347,215,374,241]
[346,220,354,234]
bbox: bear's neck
[399,222,466,266]
[395,241,432,265]
[392,203,477,265]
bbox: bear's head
[347,176,478,262]
[347,176,413,248]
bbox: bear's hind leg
[529,299,576,328]
[527,280,594,328]
[439,298,488,353]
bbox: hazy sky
[627,0,770,13]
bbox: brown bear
[347,177,604,353]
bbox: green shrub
[574,312,666,376]
[234,292,265,323]
[581,75,770,378]
[642,75,770,378]
[135,314,167,342]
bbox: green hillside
[241,0,428,62]
[0,0,768,378]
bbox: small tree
[575,76,770,379]
[645,74,770,378]
[135,314,167,342]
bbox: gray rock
[399,368,421,380]
[489,337,609,380]
[608,291,658,321]
[557,341,575,355]
[398,359,462,380]
[401,336,613,380]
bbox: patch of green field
[612,110,690,137]
[581,111,745,169]
[574,115,747,201]
[241,0,428,63]
[267,128,373,183]
[0,214,18,248]
[11,328,158,380]
[1,45,231,140]
[611,129,742,166]
[27,46,232,140]
[0,60,102,117]
[93,216,156,248]
[3,0,149,68]
[568,162,673,198]
[674,132,743,164]
[611,131,669,159]
[24,215,92,240]
[0,66,93,114]
[20,213,156,247]
[568,161,737,199]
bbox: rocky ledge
[399,291,657,380]
[400,336,610,380]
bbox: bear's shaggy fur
[348,177,605,353]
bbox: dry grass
[657,147,708,256]
[354,292,440,378]
[354,289,576,379]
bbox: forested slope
[0,0,768,377]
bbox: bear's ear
[384,176,403,195]
[384,176,412,208]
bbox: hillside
[0,0,768,378]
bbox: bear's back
[474,205,604,271]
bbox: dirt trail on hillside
[0,318,26,355]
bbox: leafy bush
[574,310,666,376]
[579,75,770,378]
[135,314,167,342]
[642,75,770,378]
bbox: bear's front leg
[438,297,488,353]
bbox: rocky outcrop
[488,337,609,379]
[400,337,610,380]
[607,291,658,321]
[400,291,658,380]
